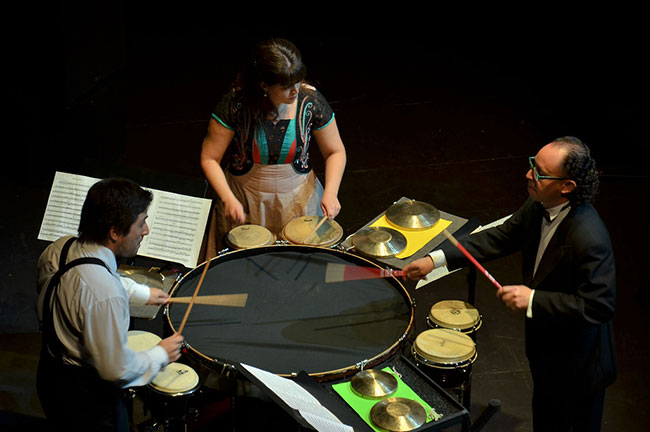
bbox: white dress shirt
[36,236,168,388]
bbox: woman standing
[201,38,346,256]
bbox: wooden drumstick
[177,259,210,334]
[303,216,328,244]
[442,229,503,290]
[169,294,248,307]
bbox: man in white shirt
[36,177,184,432]
[403,137,616,432]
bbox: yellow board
[370,216,452,259]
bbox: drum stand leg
[469,399,501,432]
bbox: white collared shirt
[36,236,168,388]
[526,201,571,317]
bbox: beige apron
[205,164,324,259]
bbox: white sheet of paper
[38,172,211,268]
[240,363,352,432]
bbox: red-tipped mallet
[442,229,503,290]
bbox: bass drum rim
[164,245,414,382]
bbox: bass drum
[165,245,414,384]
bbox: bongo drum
[146,362,200,428]
[426,300,482,341]
[280,216,343,247]
[226,224,276,249]
[127,330,162,352]
[411,328,477,390]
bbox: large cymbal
[351,226,407,258]
[350,369,398,398]
[370,397,427,431]
[386,200,440,230]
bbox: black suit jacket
[441,198,617,392]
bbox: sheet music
[38,172,211,268]
[241,363,353,432]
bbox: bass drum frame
[164,245,414,383]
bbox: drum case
[236,355,470,431]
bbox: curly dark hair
[554,136,600,205]
[78,178,153,244]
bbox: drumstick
[169,294,248,307]
[442,229,503,290]
[325,263,405,283]
[303,216,328,244]
[177,260,210,334]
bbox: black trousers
[530,363,606,432]
[36,352,130,432]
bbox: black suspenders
[41,237,111,362]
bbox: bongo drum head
[150,362,199,395]
[127,330,162,352]
[227,224,275,249]
[428,300,480,331]
[414,329,476,364]
[282,216,343,246]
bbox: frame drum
[426,300,482,340]
[226,224,276,249]
[280,216,343,247]
[411,328,477,389]
[165,245,413,382]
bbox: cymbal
[370,397,427,431]
[118,267,168,290]
[350,369,398,398]
[351,226,407,258]
[385,200,440,230]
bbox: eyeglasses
[528,156,568,181]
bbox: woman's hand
[321,192,341,219]
[223,196,246,225]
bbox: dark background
[1,5,647,431]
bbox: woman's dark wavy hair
[234,38,308,124]
[555,136,600,205]
[78,178,152,244]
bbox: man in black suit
[403,137,616,431]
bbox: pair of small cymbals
[350,369,426,431]
[350,200,439,258]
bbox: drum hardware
[350,226,407,258]
[350,369,398,398]
[370,397,426,431]
[385,199,441,231]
